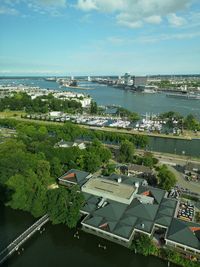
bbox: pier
[0,214,49,265]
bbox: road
[167,165,200,195]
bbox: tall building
[134,76,148,87]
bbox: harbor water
[1,78,200,119]
[0,78,200,157]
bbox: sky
[0,0,200,76]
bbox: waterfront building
[58,169,200,257]
[123,73,134,86]
[134,76,148,88]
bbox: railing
[0,214,49,265]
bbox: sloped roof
[155,213,172,227]
[126,199,158,221]
[158,205,175,217]
[167,219,200,250]
[120,215,138,227]
[94,202,127,221]
[135,218,154,233]
[59,169,90,186]
[137,186,165,204]
[161,198,177,209]
[82,203,97,213]
[86,195,100,205]
[148,187,165,204]
[85,215,103,227]
[113,223,133,239]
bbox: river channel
[0,203,175,267]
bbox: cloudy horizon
[1,0,200,76]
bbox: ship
[166,92,200,100]
[45,77,57,82]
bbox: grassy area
[0,111,26,118]
[181,194,199,202]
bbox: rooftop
[82,177,137,204]
[58,169,90,186]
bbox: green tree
[47,186,84,228]
[130,234,158,256]
[184,114,200,131]
[157,165,177,191]
[50,157,63,177]
[102,163,116,176]
[83,152,101,173]
[119,140,135,163]
[90,101,98,114]
[6,170,47,217]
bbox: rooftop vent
[135,182,139,188]
[117,177,122,183]
[97,197,106,208]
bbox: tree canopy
[119,140,135,163]
[47,186,84,228]
[157,165,177,191]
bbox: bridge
[0,214,49,265]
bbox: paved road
[167,165,200,194]
[136,149,200,166]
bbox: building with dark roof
[59,169,200,256]
[58,169,91,187]
[166,219,200,254]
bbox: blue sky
[0,0,200,76]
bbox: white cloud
[145,15,162,24]
[76,0,97,11]
[37,0,67,7]
[76,0,192,28]
[0,6,19,15]
[167,13,187,27]
[0,0,67,17]
[137,31,200,43]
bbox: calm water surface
[0,203,174,267]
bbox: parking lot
[177,202,195,222]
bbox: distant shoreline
[62,86,94,90]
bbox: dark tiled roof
[135,218,154,233]
[167,219,200,250]
[59,169,90,186]
[94,202,127,221]
[125,199,159,221]
[158,205,175,217]
[161,198,177,209]
[155,213,172,227]
[113,223,133,239]
[138,186,165,204]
